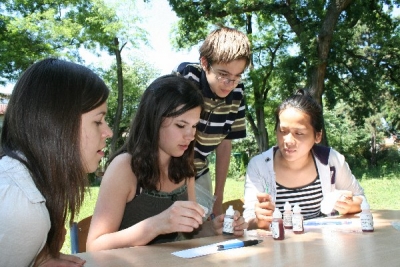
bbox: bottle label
[283,214,292,227]
[271,221,280,238]
[360,213,374,230]
[223,216,234,234]
[292,217,303,231]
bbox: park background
[0,0,399,254]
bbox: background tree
[100,59,159,164]
[0,0,124,81]
[1,0,85,82]
[76,0,148,154]
[0,0,149,157]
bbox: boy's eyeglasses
[209,65,242,86]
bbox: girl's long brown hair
[1,58,109,257]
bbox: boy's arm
[213,139,232,216]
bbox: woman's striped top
[275,176,324,220]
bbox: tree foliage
[1,0,150,158]
[0,0,146,81]
[1,0,87,82]
[101,59,159,160]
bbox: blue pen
[217,240,262,251]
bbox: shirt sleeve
[0,183,50,267]
[330,148,365,196]
[243,155,265,222]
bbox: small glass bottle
[360,199,374,232]
[222,205,235,235]
[283,201,293,229]
[271,208,285,240]
[292,204,304,234]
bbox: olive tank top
[118,183,188,245]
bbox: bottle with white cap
[292,204,304,234]
[271,208,285,240]
[222,205,235,235]
[283,201,293,229]
[360,199,374,232]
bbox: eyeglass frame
[208,64,242,86]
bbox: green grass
[61,176,400,254]
[359,177,400,209]
[62,187,99,254]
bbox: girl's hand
[156,201,204,235]
[255,193,275,229]
[212,210,248,236]
[334,191,354,214]
[232,210,248,236]
[34,246,86,267]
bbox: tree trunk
[306,0,354,145]
[110,37,124,155]
[309,0,354,100]
[246,105,269,153]
[246,14,271,152]
[256,105,269,152]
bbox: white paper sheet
[304,218,363,233]
[392,221,400,231]
[304,218,356,227]
[171,239,242,258]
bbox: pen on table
[217,240,263,251]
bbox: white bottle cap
[226,205,235,216]
[361,199,370,210]
[293,204,301,213]
[284,201,291,211]
[273,207,282,219]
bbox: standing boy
[174,26,251,216]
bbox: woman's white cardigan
[243,145,365,222]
